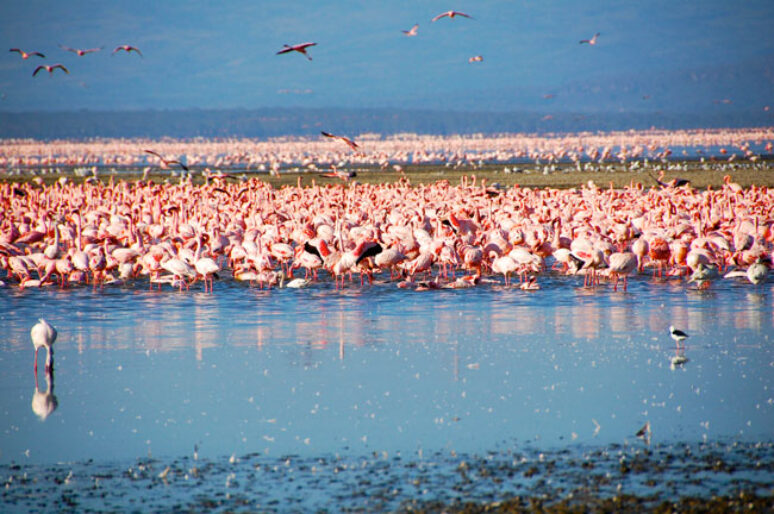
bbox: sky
[1,0,773,113]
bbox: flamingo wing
[53,64,69,74]
[431,11,451,22]
[32,65,45,76]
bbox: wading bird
[10,48,45,59]
[276,42,316,61]
[31,318,57,373]
[32,64,69,76]
[468,55,483,63]
[669,325,688,346]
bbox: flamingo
[321,131,359,151]
[31,318,57,373]
[402,24,419,36]
[10,48,45,59]
[724,258,769,285]
[579,32,600,45]
[144,149,190,172]
[431,10,473,22]
[468,55,483,63]
[607,251,637,291]
[276,42,316,61]
[59,44,103,56]
[32,367,58,421]
[194,235,220,293]
[113,45,143,57]
[32,64,69,77]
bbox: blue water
[1,272,773,468]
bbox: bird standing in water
[669,325,688,347]
[31,318,57,373]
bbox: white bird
[279,270,311,288]
[669,325,688,346]
[724,258,769,285]
[402,23,419,36]
[579,32,600,45]
[32,368,58,421]
[31,318,57,373]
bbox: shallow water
[1,272,773,508]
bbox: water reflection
[32,369,58,421]
[1,279,773,465]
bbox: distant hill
[0,107,772,140]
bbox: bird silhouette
[32,64,69,77]
[60,44,103,56]
[276,42,317,61]
[10,48,45,59]
[112,45,143,57]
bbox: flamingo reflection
[32,368,58,421]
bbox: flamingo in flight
[468,55,483,63]
[579,32,600,45]
[10,48,45,59]
[113,45,143,57]
[321,131,359,151]
[432,10,473,22]
[32,64,69,77]
[402,24,419,36]
[144,149,190,172]
[59,44,104,56]
[276,42,317,61]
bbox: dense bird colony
[0,163,770,292]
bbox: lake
[1,272,773,510]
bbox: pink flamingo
[59,44,103,56]
[431,10,473,22]
[10,48,45,59]
[607,252,637,291]
[276,42,316,61]
[33,64,69,77]
[112,45,143,57]
[321,131,359,151]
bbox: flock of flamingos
[1,128,772,295]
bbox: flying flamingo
[276,42,317,61]
[145,149,190,172]
[31,318,57,373]
[431,10,473,22]
[468,55,483,63]
[402,24,419,36]
[112,45,143,57]
[10,48,45,59]
[59,44,103,56]
[320,171,357,181]
[32,64,69,77]
[321,131,359,151]
[579,33,600,45]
